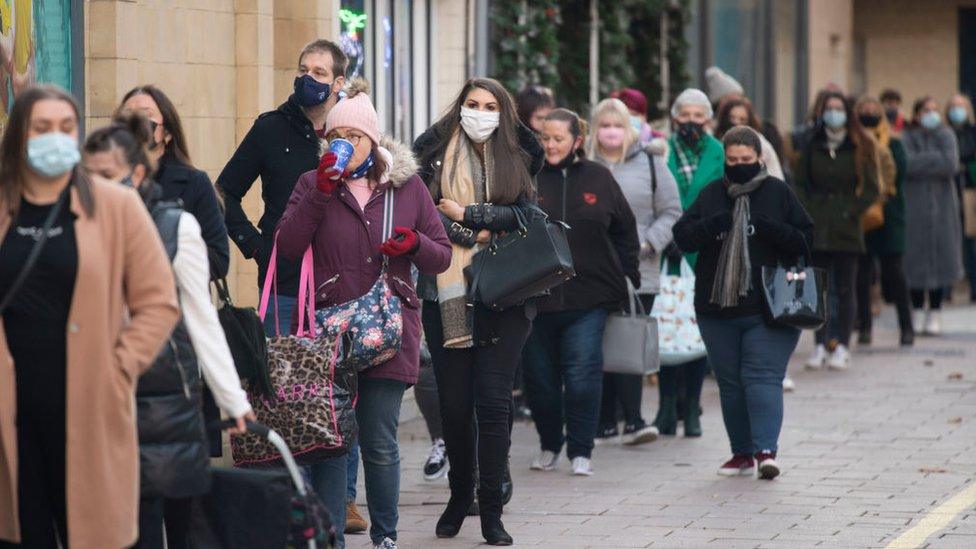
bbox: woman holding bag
[673,127,813,480]
[276,79,451,549]
[524,108,641,476]
[412,77,539,546]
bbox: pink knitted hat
[326,78,381,145]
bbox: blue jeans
[261,293,296,337]
[523,309,608,459]
[697,315,800,455]
[310,377,407,546]
[346,442,359,501]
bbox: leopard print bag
[232,245,357,467]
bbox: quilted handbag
[602,279,660,375]
[314,188,403,371]
[651,258,707,366]
[231,245,357,467]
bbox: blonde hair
[587,98,639,159]
[854,96,891,148]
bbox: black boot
[479,488,513,546]
[652,395,678,435]
[437,470,475,538]
[500,460,513,507]
[682,394,702,437]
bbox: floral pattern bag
[315,188,403,371]
[651,257,707,366]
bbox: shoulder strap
[380,187,395,267]
[646,151,658,194]
[0,189,69,315]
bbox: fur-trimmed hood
[318,134,418,188]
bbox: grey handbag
[602,280,660,375]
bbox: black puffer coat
[137,199,209,499]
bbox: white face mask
[460,106,500,143]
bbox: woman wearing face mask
[83,114,255,549]
[524,108,640,476]
[0,86,179,548]
[278,79,451,549]
[793,91,880,370]
[902,97,962,336]
[673,127,813,480]
[412,77,540,546]
[660,88,724,438]
[715,96,785,181]
[853,97,914,346]
[946,94,976,301]
[119,85,230,279]
[587,98,681,447]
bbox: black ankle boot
[652,395,678,435]
[436,493,474,538]
[479,489,513,546]
[682,394,702,437]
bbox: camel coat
[0,178,180,548]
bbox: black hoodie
[218,95,321,296]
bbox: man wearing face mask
[881,89,906,136]
[217,39,348,337]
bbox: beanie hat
[670,88,714,119]
[704,66,744,103]
[612,88,648,115]
[326,78,381,145]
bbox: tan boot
[345,499,368,534]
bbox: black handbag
[213,276,272,399]
[760,255,827,330]
[465,205,575,311]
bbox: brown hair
[299,39,348,78]
[0,85,94,218]
[807,90,879,195]
[911,95,939,127]
[422,77,533,204]
[119,85,193,166]
[546,108,587,159]
[516,85,555,129]
[84,112,158,203]
[715,96,763,139]
[722,126,762,155]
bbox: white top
[173,212,252,419]
[759,133,785,181]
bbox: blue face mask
[27,132,80,178]
[822,109,847,130]
[921,111,941,130]
[293,74,332,107]
[948,106,968,126]
[629,115,643,134]
[347,152,375,180]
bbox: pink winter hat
[326,78,381,145]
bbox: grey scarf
[709,167,768,307]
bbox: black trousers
[422,303,532,503]
[856,253,913,334]
[911,288,944,310]
[599,294,656,428]
[0,420,67,549]
[813,251,858,346]
[135,497,194,549]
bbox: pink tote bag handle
[258,233,316,337]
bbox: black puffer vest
[137,196,210,499]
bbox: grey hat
[705,66,744,103]
[670,88,714,120]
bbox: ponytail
[84,112,158,203]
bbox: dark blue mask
[347,153,375,180]
[293,74,332,107]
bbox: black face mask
[677,122,705,146]
[885,107,899,123]
[858,114,881,128]
[725,162,762,184]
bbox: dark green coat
[792,135,880,254]
[865,138,907,255]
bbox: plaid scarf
[672,136,704,194]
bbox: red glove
[379,227,419,257]
[316,152,343,195]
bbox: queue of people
[1,33,974,549]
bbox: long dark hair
[422,77,533,204]
[0,85,94,218]
[715,97,763,139]
[119,85,193,166]
[516,85,555,129]
[911,95,938,127]
[84,112,158,204]
[808,90,879,194]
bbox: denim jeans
[698,314,800,455]
[523,308,608,459]
[346,442,359,501]
[310,377,406,546]
[261,293,297,337]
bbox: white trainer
[914,309,927,334]
[925,310,942,335]
[805,344,827,370]
[782,376,796,392]
[828,344,851,370]
[530,450,558,471]
[571,456,593,476]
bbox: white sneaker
[805,344,827,370]
[374,537,398,549]
[925,310,942,335]
[571,456,593,476]
[530,450,558,471]
[782,376,796,392]
[914,309,927,334]
[828,344,851,370]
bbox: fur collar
[317,135,418,188]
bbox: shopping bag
[761,259,827,330]
[602,279,659,375]
[651,258,707,366]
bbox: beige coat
[0,178,180,548]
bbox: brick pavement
[351,306,976,548]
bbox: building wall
[807,0,854,96]
[853,0,976,108]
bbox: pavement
[348,304,976,548]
